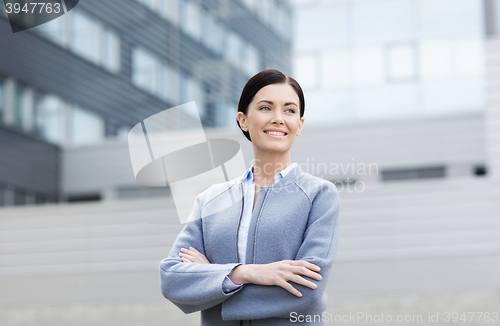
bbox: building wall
[485,36,500,180]
[0,124,59,204]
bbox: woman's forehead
[253,83,299,103]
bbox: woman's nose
[271,111,284,124]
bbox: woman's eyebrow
[256,100,298,107]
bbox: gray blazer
[159,164,340,325]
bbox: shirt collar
[243,162,298,184]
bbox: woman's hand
[178,247,210,264]
[228,260,322,297]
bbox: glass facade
[71,11,101,65]
[132,47,158,94]
[70,105,105,145]
[201,13,224,55]
[133,0,265,97]
[3,0,290,141]
[239,0,292,40]
[34,94,66,145]
[36,10,68,45]
[0,0,292,209]
[293,0,485,123]
[0,76,106,146]
[180,0,202,41]
[132,46,178,104]
[226,30,261,77]
[35,9,121,73]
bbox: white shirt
[223,162,298,292]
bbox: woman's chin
[254,144,292,154]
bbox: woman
[160,69,340,326]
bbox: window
[419,39,484,79]
[33,3,69,45]
[454,39,483,75]
[295,5,350,52]
[356,83,418,119]
[37,13,67,45]
[132,47,158,93]
[276,6,292,40]
[354,47,385,85]
[240,0,257,11]
[225,30,243,69]
[131,46,178,102]
[293,54,318,89]
[386,43,417,82]
[70,105,104,145]
[202,13,224,55]
[269,0,280,33]
[419,41,453,79]
[161,64,178,104]
[137,0,179,25]
[354,0,415,46]
[382,166,446,181]
[14,83,29,129]
[34,94,66,145]
[322,51,354,87]
[179,71,204,117]
[35,9,120,73]
[260,0,272,27]
[180,0,201,40]
[419,0,482,38]
[102,29,121,73]
[421,77,484,113]
[70,11,101,64]
[244,42,260,77]
[163,0,179,25]
[0,76,5,121]
[132,46,176,102]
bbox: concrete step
[340,201,500,223]
[339,188,500,210]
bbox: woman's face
[237,83,304,155]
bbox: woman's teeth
[266,131,286,136]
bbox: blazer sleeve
[223,275,245,293]
[159,194,244,314]
[220,182,340,321]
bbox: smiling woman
[159,69,340,326]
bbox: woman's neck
[252,151,292,187]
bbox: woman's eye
[260,106,271,111]
[286,108,295,113]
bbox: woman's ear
[296,117,304,136]
[237,111,248,132]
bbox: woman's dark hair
[236,69,305,142]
